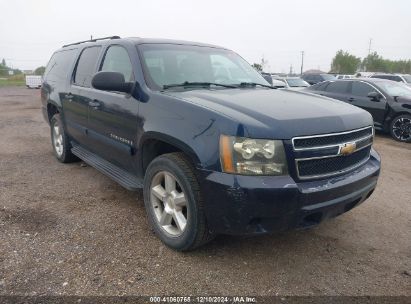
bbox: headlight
[219,135,288,175]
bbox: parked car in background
[306,78,411,142]
[356,72,375,78]
[275,77,310,90]
[261,73,286,88]
[41,36,380,250]
[25,75,42,88]
[302,73,336,85]
[370,74,411,86]
[335,74,354,79]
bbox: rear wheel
[143,152,213,251]
[390,114,411,142]
[50,114,78,163]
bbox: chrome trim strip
[292,126,374,151]
[295,142,372,162]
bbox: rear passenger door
[87,44,140,172]
[347,81,387,125]
[65,46,102,147]
[322,81,350,101]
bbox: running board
[71,144,143,190]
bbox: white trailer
[25,75,42,88]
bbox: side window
[44,49,76,83]
[316,81,330,91]
[325,81,349,93]
[351,82,375,97]
[393,76,402,82]
[100,45,134,81]
[73,46,101,87]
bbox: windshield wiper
[237,82,276,89]
[163,81,236,90]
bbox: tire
[50,114,78,163]
[389,114,411,143]
[143,152,213,251]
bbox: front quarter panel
[137,91,240,171]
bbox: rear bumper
[198,148,381,235]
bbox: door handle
[88,100,101,109]
[348,97,355,102]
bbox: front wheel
[390,114,411,142]
[143,153,213,251]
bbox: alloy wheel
[150,171,188,236]
[52,121,64,157]
[392,117,411,142]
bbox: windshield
[402,75,411,83]
[138,44,269,90]
[286,78,309,87]
[379,81,411,97]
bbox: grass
[0,74,26,87]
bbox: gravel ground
[0,86,410,296]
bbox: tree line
[0,58,45,76]
[331,50,411,74]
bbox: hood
[164,88,373,139]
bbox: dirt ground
[0,86,410,297]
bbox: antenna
[300,51,304,75]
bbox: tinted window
[313,75,321,81]
[74,46,101,87]
[351,82,375,97]
[325,81,349,93]
[44,49,76,83]
[100,45,133,81]
[316,81,330,91]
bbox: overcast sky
[1,0,410,72]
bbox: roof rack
[62,36,121,48]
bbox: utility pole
[300,51,304,75]
[91,35,93,40]
[289,64,293,76]
[368,38,372,56]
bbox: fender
[138,131,202,168]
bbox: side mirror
[367,91,382,102]
[91,71,133,93]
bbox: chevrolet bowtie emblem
[339,142,357,156]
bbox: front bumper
[198,149,381,235]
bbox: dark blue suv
[41,36,381,250]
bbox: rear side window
[316,81,330,91]
[325,81,349,93]
[74,46,101,87]
[351,81,375,97]
[310,81,329,91]
[44,49,76,83]
[100,45,134,81]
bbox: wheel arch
[139,132,202,174]
[46,102,61,122]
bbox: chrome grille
[292,126,374,180]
